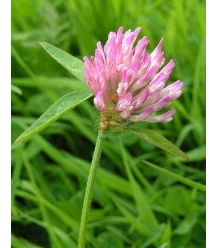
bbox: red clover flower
[84,27,183,129]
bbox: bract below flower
[84,27,183,128]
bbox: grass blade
[143,161,206,192]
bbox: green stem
[78,130,107,248]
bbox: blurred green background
[11,0,206,247]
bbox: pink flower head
[84,27,183,128]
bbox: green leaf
[129,128,189,160]
[15,91,92,143]
[141,224,165,248]
[143,161,206,192]
[11,84,22,95]
[120,144,158,233]
[113,200,148,236]
[11,234,42,248]
[158,220,172,247]
[96,232,124,248]
[173,213,198,235]
[158,242,170,248]
[11,145,24,204]
[40,42,85,82]
[163,185,192,216]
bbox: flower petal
[129,107,154,122]
[145,109,176,123]
[116,92,132,111]
[119,102,137,119]
[117,82,129,96]
[93,91,106,111]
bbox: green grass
[11,0,206,247]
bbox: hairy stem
[78,130,107,248]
